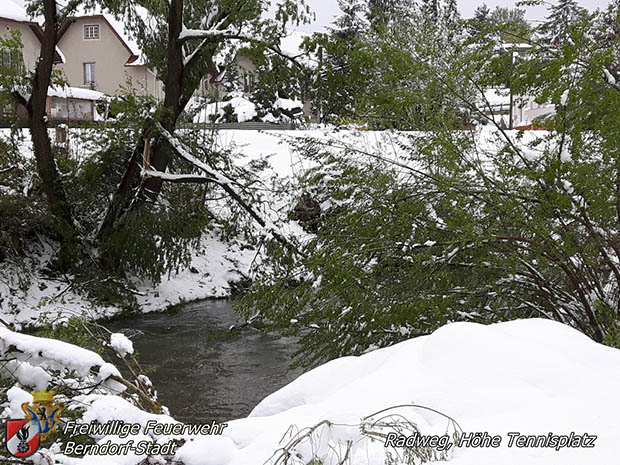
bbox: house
[0,2,56,72]
[1,2,163,110]
[1,3,165,123]
[55,14,163,100]
[0,3,65,121]
[2,0,313,124]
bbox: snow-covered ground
[178,318,619,465]
[4,318,617,465]
[2,128,439,327]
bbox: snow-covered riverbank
[1,128,433,327]
[4,318,618,465]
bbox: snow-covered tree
[366,0,415,28]
[467,3,490,36]
[0,0,93,270]
[441,0,460,42]
[443,0,459,26]
[98,0,311,250]
[474,3,490,22]
[488,6,531,41]
[240,3,620,366]
[332,0,368,38]
[422,0,441,24]
[541,0,586,47]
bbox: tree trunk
[96,138,145,241]
[27,0,77,269]
[99,0,187,245]
[139,0,185,202]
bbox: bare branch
[0,165,17,175]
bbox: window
[84,24,100,40]
[1,50,12,69]
[242,73,255,93]
[83,63,96,85]
[1,101,14,118]
[0,50,23,74]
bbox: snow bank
[225,96,257,122]
[178,318,617,465]
[34,318,620,465]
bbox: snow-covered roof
[55,45,66,64]
[48,85,105,101]
[279,30,312,58]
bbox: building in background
[0,3,163,124]
[1,3,315,124]
[55,14,163,100]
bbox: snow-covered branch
[156,125,302,255]
[183,38,210,66]
[157,125,235,187]
[602,66,620,91]
[0,166,16,175]
[179,25,241,41]
[0,325,124,392]
[142,168,215,184]
[181,28,303,69]
[203,4,220,30]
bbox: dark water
[106,300,303,424]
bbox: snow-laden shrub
[0,320,164,461]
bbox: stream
[106,300,303,424]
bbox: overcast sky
[298,0,613,32]
[6,0,613,31]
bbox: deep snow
[4,318,617,465]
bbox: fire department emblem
[5,389,64,457]
[5,419,39,457]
